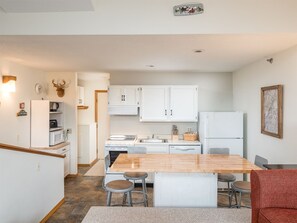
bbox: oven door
[108,150,127,167]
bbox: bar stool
[231,155,268,208]
[208,148,236,207]
[124,172,148,206]
[103,154,134,206]
[105,180,134,206]
[124,146,149,207]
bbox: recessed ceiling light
[146,65,155,68]
[194,49,204,53]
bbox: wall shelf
[77,105,89,110]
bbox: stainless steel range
[105,135,136,166]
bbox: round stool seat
[124,172,148,180]
[218,173,236,182]
[106,180,134,193]
[232,181,251,193]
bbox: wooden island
[110,154,261,207]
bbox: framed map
[261,85,283,138]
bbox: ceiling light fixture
[173,3,204,16]
[2,75,17,92]
[146,65,155,68]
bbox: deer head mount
[52,79,69,97]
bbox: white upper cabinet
[140,86,169,122]
[108,85,139,115]
[170,86,198,121]
[140,85,198,122]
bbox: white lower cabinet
[143,144,169,154]
[62,147,70,177]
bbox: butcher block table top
[110,154,261,174]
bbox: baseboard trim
[78,158,98,167]
[40,198,65,223]
[67,174,78,177]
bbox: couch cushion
[259,208,297,223]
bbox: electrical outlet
[67,129,72,134]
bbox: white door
[140,86,169,121]
[170,86,198,122]
[204,112,243,138]
[97,92,110,159]
[203,138,243,156]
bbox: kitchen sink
[139,138,168,143]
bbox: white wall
[110,71,233,136]
[0,148,64,223]
[0,59,47,147]
[77,75,110,125]
[1,0,297,35]
[233,45,297,163]
[47,72,78,174]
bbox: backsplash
[109,116,197,138]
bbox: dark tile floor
[47,166,250,222]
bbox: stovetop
[108,135,136,141]
[105,135,137,146]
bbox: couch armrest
[251,170,297,223]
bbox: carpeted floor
[47,166,251,223]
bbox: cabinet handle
[170,110,173,116]
[123,95,126,101]
[165,110,167,115]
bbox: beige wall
[233,45,297,163]
[0,58,47,147]
[110,71,233,136]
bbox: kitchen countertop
[135,139,201,146]
[110,154,261,174]
[82,207,251,223]
[30,142,70,150]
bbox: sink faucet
[152,134,155,139]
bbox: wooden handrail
[0,143,65,159]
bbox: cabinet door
[31,100,49,147]
[170,86,198,122]
[62,146,70,177]
[144,145,169,154]
[140,86,169,121]
[108,86,138,106]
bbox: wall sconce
[2,75,17,92]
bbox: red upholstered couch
[251,170,297,223]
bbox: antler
[52,79,67,89]
[52,79,58,88]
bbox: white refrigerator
[199,112,243,156]
[199,112,244,187]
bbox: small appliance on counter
[49,119,58,128]
[50,102,59,112]
[49,129,64,146]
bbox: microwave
[49,130,64,146]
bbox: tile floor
[47,166,250,222]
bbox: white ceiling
[0,34,297,73]
[0,0,94,13]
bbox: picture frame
[261,85,283,138]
